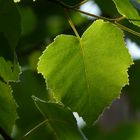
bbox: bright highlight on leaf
[113,0,140,27]
[34,97,84,140]
[38,20,133,125]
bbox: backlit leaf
[113,0,140,27]
[38,20,133,125]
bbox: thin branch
[128,18,140,21]
[115,21,140,38]
[48,0,125,22]
[18,120,48,140]
[55,0,118,21]
[115,16,126,21]
[72,0,88,8]
[48,0,140,38]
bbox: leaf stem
[115,21,140,37]
[48,0,140,38]
[18,120,48,140]
[64,9,81,40]
[128,18,140,21]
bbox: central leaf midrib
[79,39,90,114]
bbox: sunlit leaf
[136,0,140,3]
[38,20,133,125]
[113,0,140,27]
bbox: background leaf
[11,70,56,140]
[0,57,21,83]
[34,98,85,140]
[113,0,140,27]
[0,81,17,135]
[0,0,21,50]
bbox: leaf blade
[113,0,140,26]
[0,57,21,83]
[34,98,85,140]
[38,20,133,125]
[0,81,17,134]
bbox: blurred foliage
[124,60,140,112]
[11,70,56,139]
[82,122,140,140]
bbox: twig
[54,0,120,22]
[48,0,140,38]
[115,21,140,37]
[72,0,88,8]
[18,120,48,140]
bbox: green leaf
[38,20,133,125]
[34,97,85,140]
[11,70,51,139]
[0,0,21,50]
[113,0,140,27]
[0,57,21,83]
[0,81,17,134]
[0,57,20,135]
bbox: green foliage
[0,81,17,135]
[0,57,20,135]
[113,0,140,26]
[38,20,133,125]
[83,122,140,140]
[0,0,140,139]
[11,70,54,139]
[34,98,84,140]
[0,0,21,50]
[0,57,20,83]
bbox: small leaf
[113,0,140,27]
[0,81,17,134]
[0,0,21,49]
[0,57,21,83]
[38,20,133,125]
[34,97,85,140]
